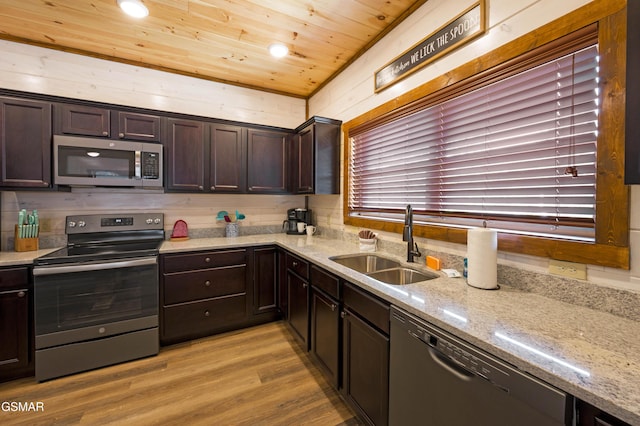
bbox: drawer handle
[205,280,211,287]
[204,310,210,317]
[17,291,26,298]
[205,257,211,263]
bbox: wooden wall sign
[374,1,486,92]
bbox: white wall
[0,40,306,129]
[308,0,640,292]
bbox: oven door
[33,257,158,350]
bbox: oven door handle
[33,257,157,276]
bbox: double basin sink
[329,253,439,285]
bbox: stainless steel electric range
[33,212,164,381]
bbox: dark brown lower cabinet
[160,249,250,345]
[0,267,33,383]
[286,271,310,348]
[342,307,389,426]
[310,288,340,388]
[252,246,281,324]
[577,399,631,426]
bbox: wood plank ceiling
[0,0,428,98]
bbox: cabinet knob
[118,132,125,138]
[204,310,210,317]
[205,280,211,287]
[330,304,337,311]
[302,283,308,289]
[292,261,298,267]
[102,131,108,136]
[198,186,204,190]
[340,311,347,318]
[205,257,211,263]
[17,291,25,298]
[43,182,49,186]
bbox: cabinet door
[253,247,278,315]
[247,129,289,193]
[287,271,309,348]
[116,111,161,142]
[0,267,31,383]
[165,118,206,191]
[209,124,246,192]
[311,288,340,388]
[576,399,631,426]
[293,125,314,194]
[57,104,110,137]
[342,308,389,426]
[0,98,52,188]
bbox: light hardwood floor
[0,321,362,426]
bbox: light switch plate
[548,259,587,280]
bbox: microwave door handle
[135,151,142,179]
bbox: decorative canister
[225,222,239,237]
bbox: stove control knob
[146,218,153,225]
[154,218,161,224]
[78,221,86,227]
[68,221,76,228]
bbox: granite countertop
[161,234,640,424]
[5,234,638,423]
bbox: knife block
[14,225,39,252]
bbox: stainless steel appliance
[53,135,162,188]
[33,213,164,381]
[389,307,572,425]
[283,208,312,234]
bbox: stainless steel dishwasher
[389,307,572,425]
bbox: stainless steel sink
[367,267,439,285]
[329,253,400,273]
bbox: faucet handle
[414,242,422,257]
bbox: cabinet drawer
[310,265,339,299]
[162,249,246,273]
[286,253,309,279]
[0,267,29,291]
[343,282,390,335]
[162,294,247,341]
[163,265,246,305]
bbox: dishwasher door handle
[428,347,474,382]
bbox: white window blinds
[349,44,599,242]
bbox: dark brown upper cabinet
[116,111,162,142]
[291,116,342,194]
[55,104,161,142]
[208,124,246,193]
[165,118,207,192]
[55,104,110,137]
[247,128,290,193]
[625,1,640,184]
[0,97,52,188]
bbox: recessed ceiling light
[268,43,289,58]
[117,0,149,18]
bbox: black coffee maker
[283,208,312,234]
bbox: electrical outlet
[548,259,587,280]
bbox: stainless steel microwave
[53,135,163,188]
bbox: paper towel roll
[466,227,498,290]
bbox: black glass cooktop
[34,239,163,266]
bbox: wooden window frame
[343,0,629,269]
